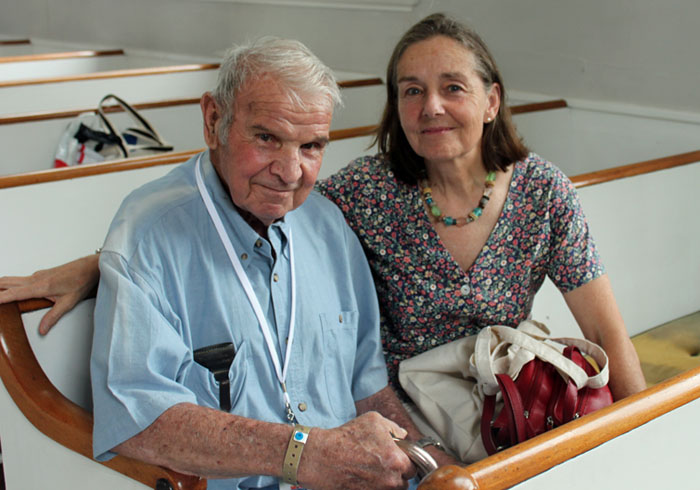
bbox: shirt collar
[198,151,292,260]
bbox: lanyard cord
[195,155,298,422]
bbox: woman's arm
[563,274,647,399]
[0,254,100,334]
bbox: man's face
[206,76,333,227]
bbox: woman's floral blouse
[316,153,604,396]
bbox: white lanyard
[195,154,298,423]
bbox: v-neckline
[415,160,521,277]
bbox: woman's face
[396,35,500,168]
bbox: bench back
[0,299,205,489]
[531,158,700,338]
[0,52,184,82]
[513,106,700,176]
[0,66,219,115]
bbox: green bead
[486,171,496,182]
[431,206,442,217]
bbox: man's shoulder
[106,158,199,250]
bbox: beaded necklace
[419,171,496,226]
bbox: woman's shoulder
[321,153,392,184]
[513,152,574,193]
[316,153,400,201]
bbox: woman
[317,13,645,400]
[0,14,645,402]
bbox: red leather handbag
[480,345,613,454]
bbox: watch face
[293,430,308,444]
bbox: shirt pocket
[184,341,249,412]
[320,310,360,420]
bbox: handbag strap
[481,373,529,455]
[474,322,609,393]
[97,94,172,155]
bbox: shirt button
[273,273,279,282]
[255,239,263,248]
[298,402,307,412]
[339,314,343,323]
[460,284,471,295]
[240,253,248,260]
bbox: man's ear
[201,92,221,150]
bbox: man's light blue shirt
[91,152,389,489]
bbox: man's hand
[0,254,100,335]
[298,411,416,490]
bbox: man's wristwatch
[416,436,444,451]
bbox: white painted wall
[0,0,698,116]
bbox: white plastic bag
[53,94,173,168]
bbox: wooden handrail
[1,145,696,194]
[418,364,700,490]
[0,49,125,64]
[17,297,56,313]
[0,39,31,46]
[0,149,202,189]
[0,300,207,490]
[510,98,567,114]
[0,65,383,90]
[0,79,384,125]
[337,77,383,88]
[329,124,377,140]
[0,97,202,125]
[0,63,221,88]
[571,150,700,189]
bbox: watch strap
[416,436,444,451]
[282,424,311,484]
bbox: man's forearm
[356,385,461,467]
[116,401,416,489]
[114,402,293,479]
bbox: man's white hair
[211,37,343,145]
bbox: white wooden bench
[0,297,203,490]
[513,105,700,176]
[0,65,220,115]
[531,157,700,339]
[0,39,104,57]
[0,51,192,82]
[0,95,380,176]
[0,48,124,63]
[0,69,384,174]
[0,100,205,175]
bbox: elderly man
[82,37,445,490]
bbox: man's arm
[355,385,461,467]
[0,254,99,334]
[115,401,415,489]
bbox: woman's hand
[0,254,100,335]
